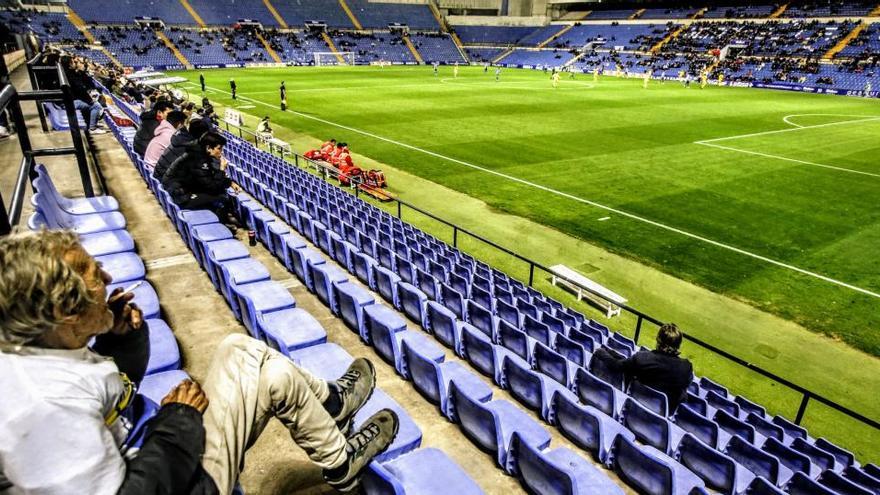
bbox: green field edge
[185,82,880,463]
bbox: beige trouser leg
[200,334,348,494]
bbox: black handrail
[215,120,879,436]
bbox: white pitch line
[696,115,880,144]
[200,84,880,299]
[697,142,880,178]
[782,113,878,129]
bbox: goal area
[313,52,356,66]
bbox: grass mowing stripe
[202,81,880,300]
[696,141,880,178]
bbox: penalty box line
[199,83,880,300]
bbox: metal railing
[216,121,879,438]
[0,62,97,235]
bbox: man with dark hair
[594,323,693,412]
[153,118,210,181]
[64,58,105,134]
[134,100,174,156]
[143,110,187,169]
[161,132,239,227]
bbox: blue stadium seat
[259,308,327,355]
[675,433,755,495]
[588,349,625,390]
[466,300,497,341]
[440,283,466,319]
[715,409,765,447]
[309,263,349,313]
[397,282,428,328]
[533,341,576,388]
[107,280,160,320]
[334,281,375,337]
[461,323,528,387]
[787,472,836,495]
[450,382,551,473]
[216,258,271,315]
[622,398,687,455]
[375,266,402,309]
[77,229,135,256]
[790,437,837,474]
[426,301,464,356]
[552,390,634,466]
[362,447,483,495]
[553,332,590,368]
[818,470,873,495]
[403,339,492,421]
[674,404,732,450]
[612,434,706,495]
[231,280,296,339]
[522,314,552,346]
[138,369,190,405]
[370,309,444,378]
[497,320,535,363]
[144,319,181,375]
[630,380,670,417]
[503,354,572,422]
[288,246,324,291]
[814,438,855,471]
[745,413,786,444]
[353,252,378,289]
[512,433,625,495]
[725,436,794,487]
[95,252,145,284]
[762,437,819,479]
[842,466,880,493]
[574,367,626,420]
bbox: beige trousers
[200,334,348,494]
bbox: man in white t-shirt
[0,230,398,494]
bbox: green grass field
[177,65,880,460]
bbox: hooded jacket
[134,109,161,157]
[161,145,231,205]
[152,128,194,181]
[143,120,177,167]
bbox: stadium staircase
[769,3,789,18]
[492,48,515,64]
[155,30,191,67]
[629,8,646,19]
[536,25,573,49]
[427,0,469,61]
[650,25,687,53]
[178,0,206,27]
[320,32,347,64]
[870,3,880,16]
[338,0,364,30]
[65,8,122,67]
[262,0,289,28]
[823,21,867,60]
[402,34,425,64]
[255,31,283,63]
[691,7,707,18]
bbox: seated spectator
[256,115,273,140]
[161,132,241,228]
[304,138,336,161]
[143,110,187,170]
[133,100,173,157]
[0,229,398,494]
[153,118,211,181]
[64,57,105,134]
[593,323,693,412]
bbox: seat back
[496,299,521,328]
[699,377,729,397]
[522,314,551,346]
[745,412,785,442]
[498,320,530,362]
[450,382,500,454]
[504,355,543,412]
[534,342,569,387]
[440,283,465,319]
[512,434,576,495]
[725,435,780,484]
[763,437,813,476]
[734,395,766,418]
[706,390,741,417]
[588,349,625,390]
[416,269,439,301]
[787,472,836,495]
[771,415,807,442]
[677,433,737,494]
[790,437,835,473]
[819,470,873,495]
[623,398,672,453]
[814,439,854,470]
[427,301,458,351]
[612,435,674,495]
[715,409,756,444]
[630,380,669,417]
[461,323,496,378]
[575,367,618,418]
[674,404,719,448]
[467,300,495,340]
[566,327,597,353]
[554,332,588,367]
[403,339,444,405]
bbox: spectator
[133,100,173,156]
[256,115,273,139]
[593,323,693,412]
[153,118,210,181]
[0,229,398,493]
[161,132,240,228]
[64,57,105,134]
[143,110,187,170]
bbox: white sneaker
[90,128,107,135]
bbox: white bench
[549,264,627,318]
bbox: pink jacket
[143,119,176,167]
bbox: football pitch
[177,65,880,459]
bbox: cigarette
[110,281,143,301]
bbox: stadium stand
[346,0,438,30]
[452,25,539,45]
[67,0,193,24]
[330,31,416,64]
[184,0,281,27]
[409,33,466,64]
[271,0,354,28]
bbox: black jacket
[162,147,231,204]
[134,109,161,157]
[595,348,693,413]
[153,128,195,181]
[67,68,96,104]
